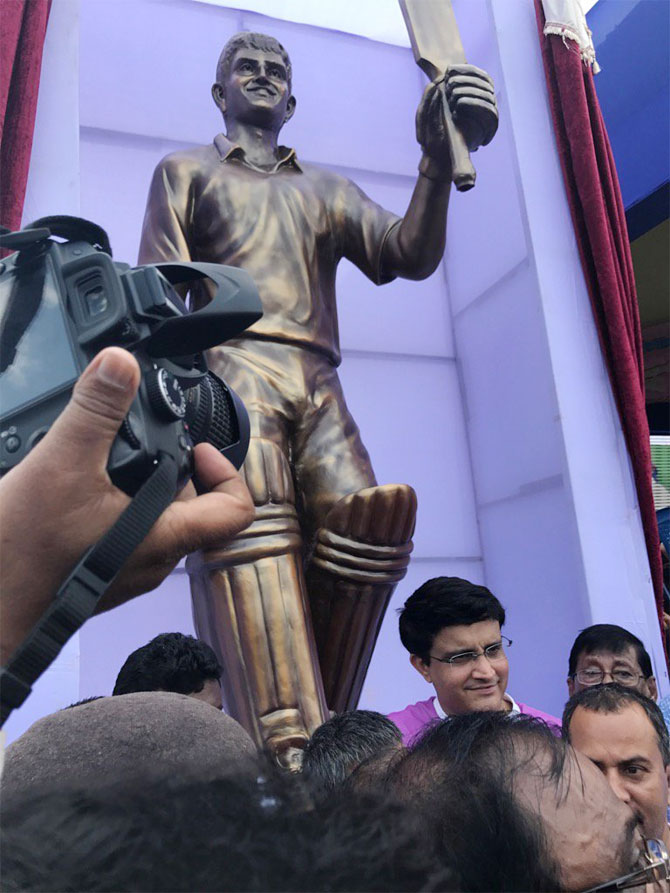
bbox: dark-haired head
[567,624,656,699]
[398,577,505,662]
[302,710,402,800]
[388,712,643,891]
[112,633,222,709]
[563,684,670,845]
[399,577,511,716]
[1,770,452,892]
[388,713,565,890]
[563,683,669,765]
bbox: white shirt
[433,693,520,719]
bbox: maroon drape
[534,1,664,629]
[0,0,52,234]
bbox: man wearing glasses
[567,623,658,699]
[387,576,558,745]
[563,685,670,859]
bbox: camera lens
[186,371,239,451]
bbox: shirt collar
[433,693,519,719]
[213,133,302,173]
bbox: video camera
[0,216,262,492]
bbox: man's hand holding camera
[416,64,498,180]
[0,347,254,664]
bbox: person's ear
[410,653,432,684]
[284,94,296,124]
[567,676,575,697]
[646,675,658,700]
[212,82,226,114]
[666,764,670,806]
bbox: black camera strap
[0,451,179,726]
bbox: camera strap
[0,451,179,726]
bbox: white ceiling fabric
[193,0,412,46]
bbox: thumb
[45,347,141,471]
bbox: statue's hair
[216,32,292,88]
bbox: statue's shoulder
[298,161,360,194]
[152,143,219,181]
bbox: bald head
[3,692,256,808]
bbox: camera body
[0,218,263,494]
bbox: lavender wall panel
[338,354,481,560]
[453,0,503,88]
[334,170,455,359]
[444,108,528,316]
[477,485,588,718]
[79,129,192,263]
[79,0,242,144]
[455,264,565,505]
[337,256,454,359]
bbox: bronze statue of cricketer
[139,31,497,764]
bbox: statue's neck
[225,121,280,170]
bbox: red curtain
[0,0,52,234]
[534,1,664,627]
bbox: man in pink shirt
[387,577,559,745]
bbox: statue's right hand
[416,65,498,169]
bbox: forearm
[383,155,451,281]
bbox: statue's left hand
[416,64,498,163]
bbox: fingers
[192,443,246,492]
[444,74,498,149]
[446,84,496,105]
[164,446,254,552]
[418,66,498,158]
[445,64,495,89]
[42,348,141,472]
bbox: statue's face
[217,46,295,131]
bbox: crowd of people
[3,583,670,890]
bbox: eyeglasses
[582,838,669,892]
[429,636,512,667]
[572,668,646,687]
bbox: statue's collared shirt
[138,135,401,366]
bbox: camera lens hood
[144,263,263,357]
